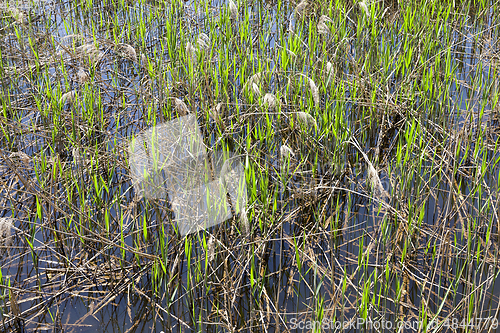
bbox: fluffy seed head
[318,21,331,35]
[318,16,332,35]
[60,34,85,49]
[296,111,317,129]
[228,0,238,21]
[239,208,250,236]
[295,1,308,16]
[262,93,278,109]
[60,90,77,106]
[118,43,137,60]
[359,1,370,16]
[206,234,216,261]
[249,72,263,86]
[367,163,388,199]
[294,74,319,107]
[76,43,102,63]
[197,33,210,51]
[73,147,82,166]
[9,8,24,24]
[9,151,30,166]
[186,42,197,64]
[77,67,89,84]
[252,83,261,96]
[319,15,333,24]
[325,62,334,87]
[280,145,295,159]
[308,78,320,107]
[209,102,224,121]
[243,72,264,97]
[173,98,190,116]
[0,217,13,249]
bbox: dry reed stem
[2,1,497,330]
[286,48,297,59]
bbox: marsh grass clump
[0,0,499,331]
